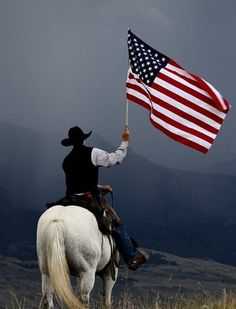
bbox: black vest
[62,145,99,197]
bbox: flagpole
[125,53,130,130]
[125,98,129,129]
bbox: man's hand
[100,185,112,193]
[122,127,130,142]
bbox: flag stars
[128,31,169,86]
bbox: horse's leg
[77,270,96,306]
[101,267,118,309]
[39,273,54,309]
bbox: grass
[112,289,236,309]
[6,290,236,309]
[5,291,25,309]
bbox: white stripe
[127,77,151,107]
[161,68,211,98]
[127,87,151,107]
[166,63,195,80]
[204,78,227,111]
[150,113,212,149]
[152,104,217,139]
[148,86,221,130]
[127,76,151,98]
[155,78,226,119]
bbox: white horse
[37,205,119,309]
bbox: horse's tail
[46,219,83,309]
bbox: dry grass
[6,290,236,309]
[111,289,236,309]
[5,291,26,309]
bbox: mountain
[1,122,236,265]
[197,157,236,176]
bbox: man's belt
[74,192,93,201]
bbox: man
[61,126,150,270]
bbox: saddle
[46,194,121,235]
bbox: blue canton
[128,30,169,86]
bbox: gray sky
[0,0,235,169]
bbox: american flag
[126,30,231,154]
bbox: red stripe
[150,108,214,143]
[191,73,230,112]
[126,82,150,100]
[127,93,150,110]
[152,82,224,124]
[150,95,218,134]
[128,72,143,84]
[164,68,199,88]
[150,118,209,153]
[167,60,230,112]
[158,72,214,107]
[166,60,200,87]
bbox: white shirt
[91,141,128,167]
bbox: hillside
[1,252,236,308]
[1,122,236,265]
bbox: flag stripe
[166,61,195,81]
[127,93,150,110]
[126,82,151,102]
[160,70,213,104]
[150,95,219,135]
[149,118,209,153]
[151,82,225,124]
[166,61,230,112]
[150,112,212,149]
[161,68,211,99]
[154,78,226,120]
[150,106,215,142]
[149,84,223,128]
[201,77,230,111]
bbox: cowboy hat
[61,126,92,146]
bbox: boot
[127,250,152,271]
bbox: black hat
[61,126,92,146]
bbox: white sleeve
[91,141,128,167]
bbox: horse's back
[38,205,99,236]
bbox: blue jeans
[112,223,137,263]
